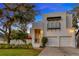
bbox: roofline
[42,11,72,16]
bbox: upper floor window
[47,16,61,29]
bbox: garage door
[47,36,72,47]
[47,36,59,47]
[59,36,72,47]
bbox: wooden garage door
[47,36,59,47]
[59,36,72,47]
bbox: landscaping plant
[41,37,48,48]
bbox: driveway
[39,47,79,56]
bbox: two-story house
[31,12,76,48]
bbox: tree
[0,3,37,44]
[11,30,28,43]
[71,6,79,29]
[13,3,37,33]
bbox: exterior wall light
[69,28,75,33]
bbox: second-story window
[47,21,61,29]
[47,16,61,29]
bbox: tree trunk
[7,26,11,44]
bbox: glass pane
[47,21,61,29]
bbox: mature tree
[0,3,37,44]
[13,3,37,33]
[71,6,79,29]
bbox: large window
[47,16,61,29]
[47,21,61,29]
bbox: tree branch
[0,28,7,33]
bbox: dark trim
[47,16,61,21]
[47,28,61,30]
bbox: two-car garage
[47,36,74,47]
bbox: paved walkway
[39,47,79,56]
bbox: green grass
[0,49,42,56]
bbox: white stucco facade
[32,12,76,48]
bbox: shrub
[0,45,1,48]
[0,43,32,49]
[0,44,10,49]
[4,44,9,48]
[10,44,16,48]
[17,45,21,48]
[41,37,48,48]
[20,45,25,48]
[0,44,3,48]
[11,30,28,40]
[27,43,32,49]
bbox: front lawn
[0,49,42,56]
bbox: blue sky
[0,3,78,22]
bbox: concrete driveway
[39,47,79,56]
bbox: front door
[34,29,41,43]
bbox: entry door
[34,29,41,43]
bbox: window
[47,21,61,29]
[47,16,61,29]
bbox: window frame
[47,16,61,30]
